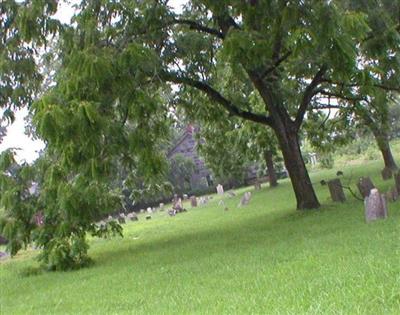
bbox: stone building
[167,125,213,189]
[167,125,262,190]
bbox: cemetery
[1,1,400,314]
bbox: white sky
[1,0,186,164]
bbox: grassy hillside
[1,160,399,315]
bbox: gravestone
[238,192,252,207]
[327,178,346,202]
[127,212,138,221]
[183,194,188,200]
[216,184,224,195]
[190,196,197,207]
[395,171,400,196]
[0,251,9,260]
[254,182,261,190]
[173,198,183,211]
[227,191,236,197]
[159,203,165,211]
[0,235,8,245]
[357,177,375,198]
[198,197,206,205]
[365,188,388,222]
[381,167,393,180]
[386,187,398,203]
[118,215,126,224]
[33,211,44,227]
[147,207,153,214]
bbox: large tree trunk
[264,150,278,187]
[274,126,320,210]
[373,129,398,171]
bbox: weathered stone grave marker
[327,178,346,202]
[395,171,400,196]
[365,188,388,222]
[357,177,375,198]
[127,212,138,221]
[216,184,224,195]
[238,192,252,207]
[190,196,197,207]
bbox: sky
[1,0,186,163]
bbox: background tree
[167,153,195,194]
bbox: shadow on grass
[91,198,370,269]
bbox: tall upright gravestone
[190,196,197,207]
[327,178,346,202]
[216,184,224,195]
[357,177,375,198]
[365,189,388,222]
[395,171,400,196]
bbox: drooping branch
[294,65,327,130]
[162,71,273,126]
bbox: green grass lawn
[1,160,399,315]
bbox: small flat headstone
[227,191,236,197]
[118,216,126,224]
[127,212,138,221]
[365,188,388,222]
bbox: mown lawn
[1,160,399,314]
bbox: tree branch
[294,65,327,130]
[322,78,400,92]
[172,18,225,39]
[162,71,273,126]
[261,50,292,79]
[316,90,366,102]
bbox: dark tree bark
[373,129,398,171]
[273,126,320,209]
[264,149,278,187]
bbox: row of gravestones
[326,170,400,222]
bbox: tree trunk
[274,127,320,210]
[373,129,398,171]
[264,150,278,187]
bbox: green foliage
[0,0,60,117]
[167,154,195,194]
[0,150,125,271]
